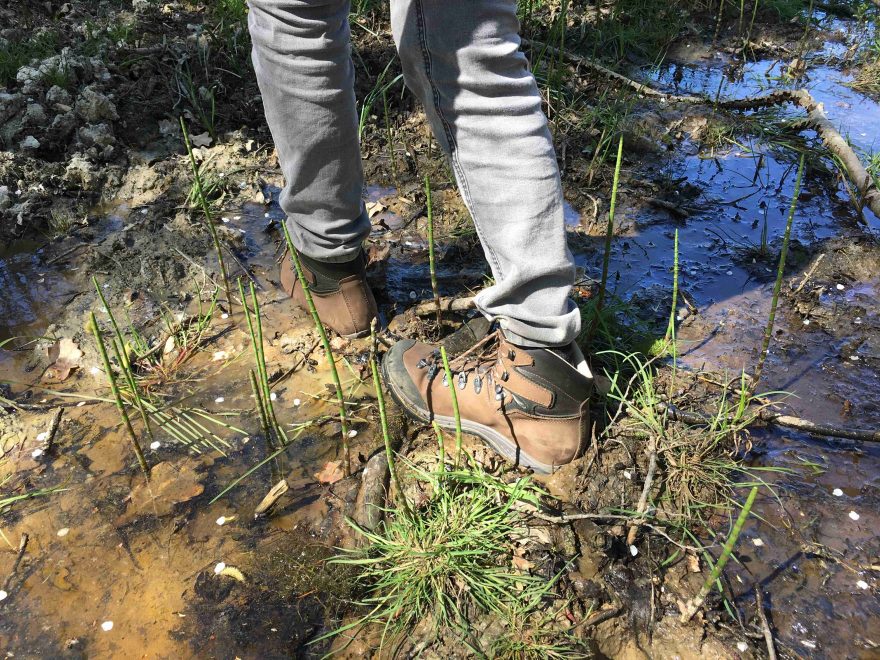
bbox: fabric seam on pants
[413,0,504,280]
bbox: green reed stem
[425,174,442,328]
[282,223,351,476]
[665,228,680,346]
[439,346,462,468]
[249,369,281,483]
[383,88,399,190]
[682,486,758,621]
[432,420,446,472]
[369,328,412,517]
[180,116,233,308]
[590,135,624,341]
[90,312,149,479]
[752,154,805,392]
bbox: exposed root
[411,295,476,316]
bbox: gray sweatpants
[248,0,580,347]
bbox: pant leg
[389,0,580,347]
[248,0,370,262]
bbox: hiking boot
[280,247,378,339]
[382,330,594,474]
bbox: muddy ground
[1,0,879,658]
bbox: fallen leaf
[512,555,535,571]
[191,131,213,147]
[314,460,344,485]
[43,338,83,381]
[687,553,700,573]
[116,460,204,525]
[365,201,386,218]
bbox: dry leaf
[116,460,204,525]
[365,201,386,218]
[43,337,83,381]
[191,131,213,147]
[687,553,701,573]
[314,460,344,485]
[512,555,535,571]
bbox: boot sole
[380,356,555,475]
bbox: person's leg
[389,0,580,348]
[249,0,378,337]
[249,0,370,263]
[383,0,592,473]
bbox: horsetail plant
[589,135,624,340]
[90,312,150,479]
[681,485,758,621]
[425,174,442,328]
[180,116,234,308]
[282,223,352,476]
[93,277,156,446]
[369,320,412,517]
[439,346,463,467]
[752,154,805,392]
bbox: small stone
[832,488,844,496]
[270,392,277,401]
[31,448,44,459]
[849,511,860,521]
[19,135,40,151]
[101,621,113,632]
[36,432,49,443]
[216,516,227,526]
[856,580,869,590]
[0,590,6,601]
[242,437,250,444]
[752,538,764,547]
[726,270,734,276]
[629,545,638,557]
[215,397,225,403]
[214,562,226,574]
[150,441,161,450]
[801,640,817,649]
[623,470,632,480]
[836,283,845,291]
[221,313,229,319]
[77,401,86,407]
[348,429,358,438]
[57,528,70,537]
[737,642,748,652]
[293,398,301,407]
[90,366,101,375]
[850,355,860,361]
[803,318,810,325]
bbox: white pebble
[57,528,70,537]
[36,432,49,443]
[803,318,810,325]
[101,621,113,632]
[752,538,764,547]
[0,590,6,601]
[849,511,860,521]
[293,398,301,407]
[856,580,869,590]
[90,366,101,375]
[270,392,277,401]
[216,516,227,526]
[726,270,734,276]
[737,641,748,652]
[242,436,250,444]
[214,562,226,574]
[836,283,845,291]
[222,217,230,223]
[264,212,270,218]
[215,396,225,403]
[77,401,86,407]
[31,448,44,459]
[629,545,638,557]
[348,429,358,438]
[221,313,229,319]
[854,317,863,325]
[801,640,816,649]
[150,441,161,450]
[832,488,844,496]
[850,355,860,361]
[623,470,632,480]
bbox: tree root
[524,40,880,220]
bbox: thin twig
[626,446,658,546]
[1,533,29,595]
[755,587,777,660]
[43,407,64,453]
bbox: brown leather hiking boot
[280,248,378,339]
[382,330,594,474]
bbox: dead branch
[412,295,475,316]
[254,478,289,518]
[658,402,880,443]
[755,587,778,660]
[626,446,658,546]
[2,534,29,595]
[43,407,64,453]
[525,41,880,220]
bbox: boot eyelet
[417,358,428,369]
[508,350,516,360]
[473,377,482,394]
[458,372,467,390]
